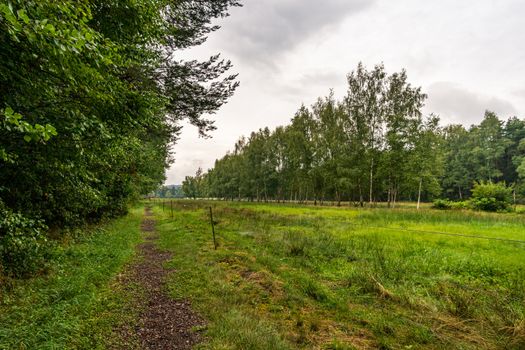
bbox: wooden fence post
[209,206,217,250]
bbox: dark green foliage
[470,181,513,212]
[182,167,205,199]
[441,113,525,200]
[0,200,47,277]
[432,199,471,210]
[0,0,239,274]
[432,199,452,210]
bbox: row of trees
[0,0,239,275]
[154,185,184,199]
[183,64,525,205]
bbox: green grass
[153,200,525,349]
[2,200,522,349]
[0,206,144,349]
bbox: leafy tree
[502,117,525,186]
[0,0,240,274]
[411,115,443,209]
[441,125,472,199]
[468,111,512,182]
[182,168,205,199]
[0,0,239,223]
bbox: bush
[470,181,512,212]
[432,199,471,211]
[432,199,452,210]
[0,202,48,277]
[450,201,470,210]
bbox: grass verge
[0,205,144,349]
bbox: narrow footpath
[116,206,204,349]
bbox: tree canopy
[0,0,240,275]
[0,0,239,225]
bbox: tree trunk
[369,158,374,205]
[358,183,364,207]
[417,177,423,210]
[304,187,309,204]
[392,189,397,208]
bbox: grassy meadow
[1,200,523,349]
[153,200,525,349]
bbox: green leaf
[17,9,29,24]
[44,23,55,35]
[23,135,32,142]
[0,4,21,31]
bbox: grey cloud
[426,82,517,126]
[298,71,342,86]
[513,88,525,100]
[220,0,374,68]
[271,71,343,100]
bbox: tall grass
[156,200,525,349]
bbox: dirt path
[116,206,204,349]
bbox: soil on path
[116,206,204,349]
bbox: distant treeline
[183,64,525,205]
[154,185,184,199]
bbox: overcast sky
[166,0,525,184]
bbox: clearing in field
[150,200,525,349]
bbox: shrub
[450,201,470,210]
[470,181,512,212]
[432,199,452,210]
[0,202,48,277]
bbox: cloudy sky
[166,0,525,184]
